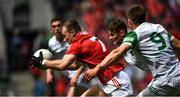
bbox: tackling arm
[97,44,131,70]
[83,44,131,81]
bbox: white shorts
[98,71,133,97]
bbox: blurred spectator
[30,67,48,96]
[145,0,165,22]
[9,29,23,70]
[169,0,180,25]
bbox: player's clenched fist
[29,51,47,70]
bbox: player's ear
[71,30,75,33]
[71,30,76,36]
[128,19,132,29]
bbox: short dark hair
[128,5,146,24]
[109,18,127,34]
[50,17,62,23]
[63,19,81,32]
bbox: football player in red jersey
[30,19,133,96]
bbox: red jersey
[66,32,124,84]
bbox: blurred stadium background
[0,0,179,96]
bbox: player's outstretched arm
[84,44,131,81]
[98,44,131,69]
[44,54,76,70]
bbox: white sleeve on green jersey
[122,31,138,48]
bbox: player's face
[109,30,124,45]
[51,21,63,36]
[62,26,74,44]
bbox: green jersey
[123,22,179,81]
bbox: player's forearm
[46,69,53,83]
[67,86,75,97]
[44,60,67,70]
[99,50,123,69]
[98,44,130,70]
[46,69,52,74]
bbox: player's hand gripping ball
[30,49,52,70]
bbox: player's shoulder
[142,22,165,31]
[48,36,57,44]
[134,22,152,32]
[134,22,165,35]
